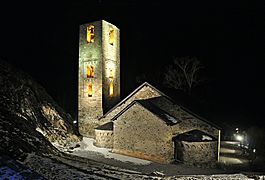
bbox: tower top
[82,20,119,30]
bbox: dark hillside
[0,58,80,160]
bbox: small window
[109,29,114,45]
[88,83,92,97]
[87,25,95,43]
[87,65,94,78]
[109,82,114,96]
[108,69,113,79]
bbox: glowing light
[109,29,114,45]
[87,65,94,78]
[88,83,92,97]
[87,25,95,43]
[109,82,114,96]
[73,120,77,124]
[236,135,243,141]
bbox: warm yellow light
[109,82,113,96]
[88,83,92,97]
[87,65,94,78]
[87,25,95,43]
[109,29,114,45]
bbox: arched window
[88,83,92,97]
[87,65,94,78]
[109,29,114,45]
[87,25,95,43]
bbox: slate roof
[173,129,217,142]
[136,99,180,125]
[95,122,113,130]
[111,99,180,126]
[103,82,221,129]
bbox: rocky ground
[0,58,80,161]
[1,153,255,180]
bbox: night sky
[0,1,264,128]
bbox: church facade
[78,20,221,166]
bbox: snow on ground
[21,153,257,180]
[69,137,231,176]
[0,155,44,179]
[22,153,107,180]
[0,166,24,179]
[220,156,247,165]
[72,137,151,165]
[221,147,237,154]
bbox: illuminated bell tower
[78,20,120,136]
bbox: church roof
[99,82,166,120]
[100,82,220,129]
[136,100,180,125]
[173,129,217,142]
[95,122,113,130]
[111,99,179,125]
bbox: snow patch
[15,112,28,120]
[164,113,178,123]
[202,135,212,141]
[73,137,151,165]
[35,127,47,136]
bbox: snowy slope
[0,58,80,160]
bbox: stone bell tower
[78,20,120,136]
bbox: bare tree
[164,56,204,94]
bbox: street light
[235,134,243,142]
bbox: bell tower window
[88,83,92,97]
[87,65,94,78]
[109,82,114,96]
[87,25,95,43]
[109,29,114,46]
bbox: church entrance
[172,137,182,162]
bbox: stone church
[78,20,221,166]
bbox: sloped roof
[99,82,166,120]
[111,99,180,126]
[95,122,113,130]
[173,129,217,142]
[137,100,180,125]
[100,82,221,129]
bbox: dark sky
[0,1,264,128]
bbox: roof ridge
[111,99,178,125]
[99,81,164,120]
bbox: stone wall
[78,20,104,130]
[102,21,120,112]
[113,103,173,164]
[79,121,100,138]
[95,129,113,148]
[176,140,218,167]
